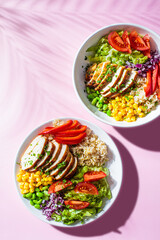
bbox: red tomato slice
[74,182,98,195]
[142,34,151,58]
[129,31,149,51]
[122,30,132,54]
[84,171,107,182]
[108,31,129,52]
[54,125,87,137]
[48,180,72,193]
[64,200,89,210]
[54,132,86,145]
[144,70,152,97]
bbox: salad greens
[86,33,148,65]
[51,166,111,225]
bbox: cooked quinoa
[70,128,108,167]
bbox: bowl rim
[14,117,123,228]
[72,23,160,128]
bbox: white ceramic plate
[14,117,123,227]
[73,23,160,128]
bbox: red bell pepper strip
[152,64,158,93]
[142,34,151,58]
[54,132,86,145]
[39,120,73,135]
[38,127,54,135]
[54,125,87,137]
[144,70,152,97]
[66,120,80,130]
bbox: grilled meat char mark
[102,68,131,98]
[21,136,48,171]
[87,62,110,87]
[95,64,118,91]
[41,140,62,169]
[49,152,71,177]
[45,144,69,172]
[54,154,75,180]
[28,141,54,172]
[85,63,97,81]
[110,70,138,98]
[100,66,125,95]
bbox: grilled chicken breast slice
[85,63,97,81]
[110,70,138,98]
[101,66,125,95]
[28,141,54,172]
[21,136,47,171]
[54,154,75,180]
[45,144,69,172]
[41,140,62,169]
[65,157,78,179]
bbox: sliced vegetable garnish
[64,200,90,210]
[74,182,98,195]
[122,30,132,54]
[129,31,149,51]
[144,69,152,97]
[38,127,54,135]
[48,180,72,193]
[143,34,151,58]
[152,64,158,93]
[108,31,129,52]
[54,125,87,137]
[66,120,80,130]
[39,120,73,135]
[54,132,86,145]
[83,171,107,182]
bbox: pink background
[0,0,160,239]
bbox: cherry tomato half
[122,30,132,54]
[64,200,90,209]
[74,182,98,195]
[84,171,107,182]
[48,180,72,193]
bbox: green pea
[96,91,100,95]
[33,200,38,204]
[99,96,104,103]
[30,200,34,206]
[86,87,91,94]
[35,187,40,192]
[34,204,41,209]
[107,110,112,117]
[37,199,43,204]
[42,186,49,191]
[36,192,44,198]
[23,194,27,198]
[32,193,36,200]
[90,89,96,93]
[25,192,32,199]
[87,94,94,100]
[91,98,98,106]
[96,102,103,109]
[103,104,108,111]
[43,190,50,196]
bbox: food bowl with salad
[14,118,122,227]
[73,23,160,127]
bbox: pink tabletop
[1,0,160,239]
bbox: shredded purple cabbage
[126,50,160,77]
[41,193,64,220]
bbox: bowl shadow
[53,135,139,237]
[114,116,160,152]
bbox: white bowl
[73,23,160,128]
[14,117,123,227]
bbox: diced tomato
[144,70,152,97]
[39,120,73,135]
[54,125,87,137]
[152,64,158,93]
[142,34,151,58]
[48,180,72,193]
[108,31,129,52]
[64,200,90,210]
[122,30,132,54]
[129,31,149,51]
[74,182,98,195]
[84,171,107,182]
[54,132,86,145]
